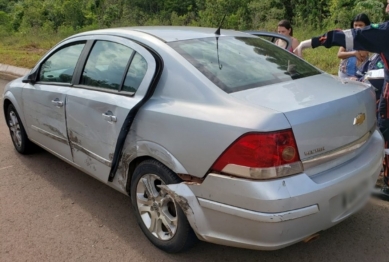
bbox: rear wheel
[6,104,35,154]
[130,159,197,253]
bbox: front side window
[39,43,85,83]
[81,41,134,90]
[169,37,321,93]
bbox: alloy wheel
[136,174,178,240]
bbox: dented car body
[2,27,384,252]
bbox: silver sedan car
[2,26,384,253]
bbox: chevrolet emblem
[353,113,365,126]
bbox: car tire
[6,104,36,154]
[130,159,198,253]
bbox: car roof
[77,26,255,43]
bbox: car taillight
[211,129,303,179]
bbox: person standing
[276,20,300,52]
[338,13,371,80]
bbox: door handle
[51,98,64,107]
[102,111,117,123]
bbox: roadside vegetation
[0,0,387,74]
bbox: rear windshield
[168,37,321,93]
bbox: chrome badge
[304,147,325,156]
[353,113,366,126]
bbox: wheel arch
[3,98,11,121]
[122,141,190,194]
[3,94,27,129]
[125,155,152,193]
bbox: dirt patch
[21,48,47,55]
[21,43,39,49]
[20,44,47,54]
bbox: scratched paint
[71,142,112,167]
[158,185,192,214]
[42,123,67,139]
[68,130,81,145]
[114,131,139,190]
[110,129,190,193]
[34,127,69,145]
[85,157,97,171]
[116,151,137,190]
[119,153,131,188]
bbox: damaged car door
[66,37,156,183]
[21,42,86,160]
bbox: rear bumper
[168,130,384,250]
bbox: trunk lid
[230,74,376,161]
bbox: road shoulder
[0,63,31,80]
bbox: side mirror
[22,72,37,84]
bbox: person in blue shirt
[294,18,389,192]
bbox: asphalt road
[1,79,388,262]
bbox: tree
[62,0,86,29]
[353,0,385,23]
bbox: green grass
[0,32,64,68]
[0,47,46,68]
[0,27,340,74]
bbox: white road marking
[0,165,13,171]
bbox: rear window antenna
[214,13,227,70]
[214,14,227,35]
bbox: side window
[81,41,134,90]
[39,43,85,83]
[122,53,148,92]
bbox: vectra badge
[353,113,366,126]
[304,147,325,156]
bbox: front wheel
[6,104,36,154]
[130,159,197,253]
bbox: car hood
[230,73,377,161]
